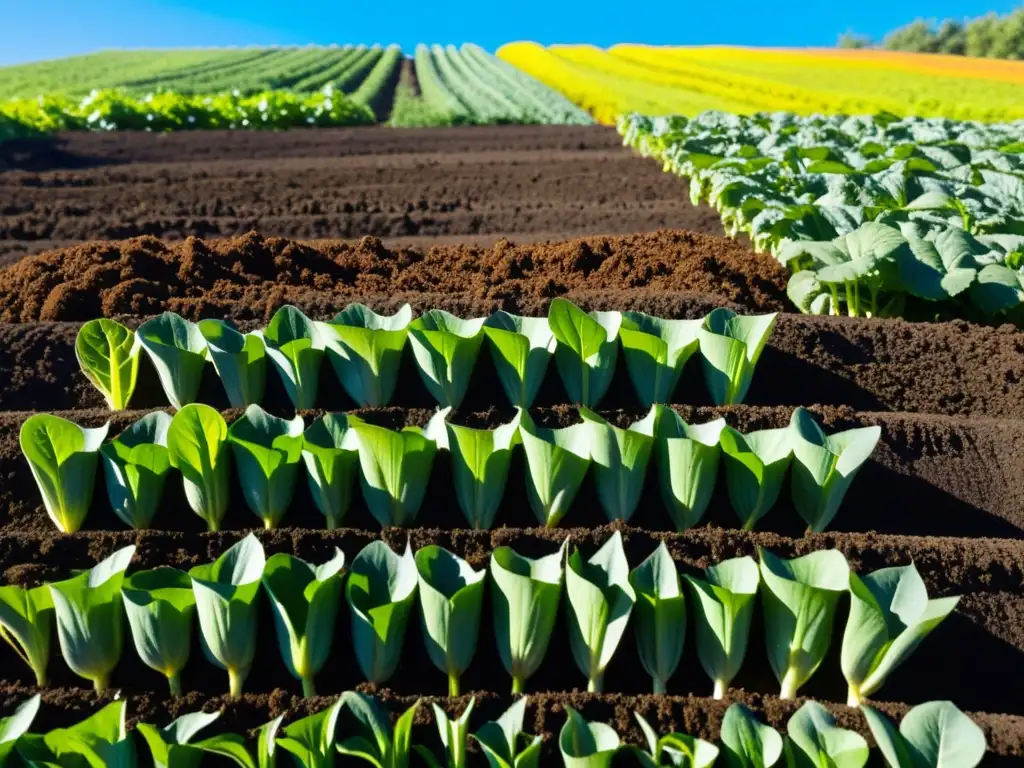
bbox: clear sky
[0,0,1020,66]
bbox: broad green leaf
[100,411,172,530]
[559,707,620,768]
[136,312,208,410]
[75,319,140,411]
[0,693,40,763]
[0,582,52,686]
[720,703,782,768]
[861,701,986,768]
[198,319,267,408]
[785,701,868,768]
[301,413,359,529]
[258,716,283,768]
[408,310,486,407]
[519,411,591,527]
[653,407,725,531]
[322,303,412,407]
[122,567,196,696]
[277,698,344,768]
[446,412,521,529]
[632,712,718,767]
[472,698,541,768]
[787,271,835,316]
[549,299,621,407]
[719,425,792,531]
[261,305,325,410]
[579,407,656,523]
[25,700,136,768]
[427,700,475,768]
[696,309,776,405]
[619,312,701,406]
[629,542,685,694]
[228,404,305,529]
[967,263,1024,317]
[167,404,231,532]
[483,312,556,408]
[138,709,256,768]
[337,691,420,767]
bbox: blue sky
[1,0,1020,66]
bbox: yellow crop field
[497,42,1024,124]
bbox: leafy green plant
[719,703,782,768]
[759,548,850,699]
[336,691,419,768]
[789,408,881,533]
[684,555,760,699]
[20,413,109,533]
[566,531,636,692]
[408,310,487,407]
[49,545,135,691]
[579,407,656,522]
[491,540,567,693]
[632,712,718,768]
[417,701,476,768]
[257,715,283,768]
[618,312,701,407]
[629,542,685,694]
[0,581,52,686]
[136,312,209,410]
[482,311,556,408]
[276,698,343,768]
[415,546,486,695]
[189,534,266,696]
[122,567,196,696]
[16,700,136,767]
[137,710,255,768]
[652,406,726,531]
[842,563,959,705]
[322,303,413,407]
[559,707,620,768]
[301,413,360,529]
[100,411,172,530]
[262,549,347,696]
[227,405,305,529]
[345,540,418,684]
[695,309,776,405]
[784,701,868,768]
[0,694,40,763]
[518,411,591,527]
[445,412,521,529]
[861,701,986,768]
[75,318,140,411]
[719,425,792,530]
[167,403,232,532]
[197,318,267,408]
[548,298,622,407]
[472,698,541,768]
[261,305,326,410]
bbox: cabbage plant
[322,303,413,407]
[629,542,685,694]
[559,707,620,768]
[275,697,343,768]
[483,311,556,408]
[16,700,135,767]
[417,700,475,768]
[167,403,231,532]
[618,312,701,407]
[446,412,521,529]
[408,309,487,407]
[261,305,326,410]
[695,309,776,405]
[785,701,868,768]
[302,413,360,529]
[632,712,718,768]
[518,411,591,527]
[652,406,725,531]
[861,701,986,768]
[0,580,52,687]
[336,691,420,768]
[20,413,109,533]
[122,567,196,696]
[472,698,541,768]
[548,298,621,407]
[137,710,254,768]
[136,312,209,410]
[719,425,792,530]
[75,318,140,410]
[580,406,656,522]
[720,703,782,768]
[101,411,172,530]
[197,318,267,407]
[0,694,40,763]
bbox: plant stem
[779,668,800,700]
[653,677,666,695]
[228,666,247,698]
[587,673,603,693]
[93,674,108,693]
[302,676,317,697]
[511,676,525,694]
[448,673,460,697]
[847,686,863,707]
[168,673,182,697]
[713,679,727,700]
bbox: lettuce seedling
[632,712,718,768]
[261,305,326,410]
[262,549,346,696]
[75,318,140,411]
[20,413,110,533]
[720,703,783,768]
[653,406,726,531]
[789,408,881,533]
[415,546,486,695]
[322,303,413,407]
[345,540,418,683]
[548,298,622,407]
[861,701,986,768]
[518,411,591,527]
[629,542,685,694]
[0,694,40,763]
[695,309,776,405]
[17,700,136,767]
[408,310,487,407]
[785,701,868,768]
[580,406,656,522]
[137,710,255,768]
[228,405,305,529]
[189,534,266,696]
[0,581,52,686]
[842,563,959,706]
[566,531,636,692]
[336,691,419,768]
[101,411,172,530]
[559,707,620,768]
[446,412,521,529]
[136,312,209,410]
[759,548,850,699]
[719,425,792,531]
[684,555,759,699]
[618,312,702,407]
[49,544,135,691]
[302,413,360,529]
[491,540,567,693]
[416,700,475,768]
[276,697,343,768]
[167,403,232,532]
[198,319,267,408]
[122,567,196,696]
[483,311,556,408]
[472,698,541,768]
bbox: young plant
[785,701,868,768]
[417,701,476,768]
[137,710,255,768]
[75,318,140,410]
[198,318,267,407]
[301,413,360,529]
[49,545,136,692]
[653,406,726,531]
[861,701,986,768]
[491,540,567,693]
[483,311,556,408]
[789,408,881,533]
[618,312,701,407]
[167,403,231,532]
[136,312,209,409]
[276,697,344,768]
[632,712,718,768]
[336,691,419,768]
[518,411,591,527]
[472,698,542,768]
[345,540,418,683]
[580,407,656,522]
[684,555,759,699]
[17,700,136,767]
[0,694,40,763]
[759,548,850,699]
[629,542,685,694]
[227,405,305,529]
[559,707,620,768]
[695,309,776,405]
[446,412,521,529]
[261,305,326,410]
[719,425,792,531]
[122,567,196,696]
[257,715,283,768]
[548,298,622,407]
[262,549,346,696]
[0,581,52,686]
[566,531,636,692]
[189,534,266,696]
[20,413,110,533]
[415,546,486,695]
[842,563,959,706]
[408,309,486,407]
[100,411,173,530]
[720,704,782,768]
[322,303,413,407]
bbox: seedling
[695,308,776,405]
[122,567,196,696]
[632,712,718,768]
[652,406,725,531]
[301,413,360,529]
[100,411,172,530]
[0,581,52,686]
[136,311,209,409]
[629,542,685,694]
[445,412,521,529]
[579,406,656,523]
[261,305,326,410]
[322,303,413,407]
[861,701,986,768]
[75,318,140,410]
[167,403,231,531]
[472,698,542,768]
[618,311,701,407]
[518,411,591,527]
[483,311,556,407]
[198,318,267,407]
[408,309,487,407]
[785,701,868,768]
[137,710,255,768]
[719,703,782,768]
[719,424,792,530]
[548,298,622,407]
[336,692,420,768]
[558,707,620,768]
